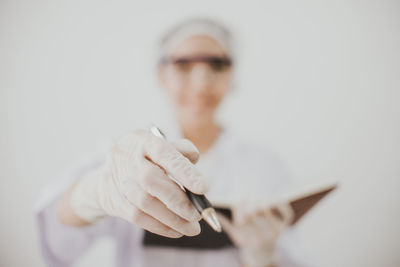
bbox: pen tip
[202,208,222,233]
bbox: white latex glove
[218,201,294,267]
[70,130,208,238]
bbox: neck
[178,115,221,155]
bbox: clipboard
[288,183,337,225]
[143,183,337,249]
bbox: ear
[157,65,166,88]
[227,70,235,93]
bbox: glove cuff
[70,167,108,223]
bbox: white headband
[159,19,234,61]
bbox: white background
[1,0,399,266]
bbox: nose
[189,64,214,93]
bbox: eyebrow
[162,55,232,65]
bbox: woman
[36,18,307,267]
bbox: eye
[209,59,230,72]
[174,60,191,72]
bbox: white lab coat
[35,128,309,267]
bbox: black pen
[150,126,222,233]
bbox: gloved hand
[69,130,208,238]
[218,201,294,267]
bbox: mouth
[189,98,214,108]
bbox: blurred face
[159,35,233,122]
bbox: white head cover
[159,18,234,62]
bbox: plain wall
[1,0,399,266]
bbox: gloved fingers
[217,213,240,243]
[272,202,294,226]
[136,212,184,239]
[263,208,287,234]
[219,212,262,247]
[124,181,200,236]
[106,144,140,189]
[232,201,259,226]
[137,157,201,222]
[128,209,184,238]
[239,200,292,226]
[231,201,245,225]
[113,194,183,238]
[170,139,200,164]
[143,133,208,195]
[231,200,287,235]
[247,202,285,234]
[250,211,280,241]
[116,131,146,159]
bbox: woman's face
[159,35,232,122]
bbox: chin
[196,112,216,123]
[183,107,214,121]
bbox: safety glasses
[160,55,232,72]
